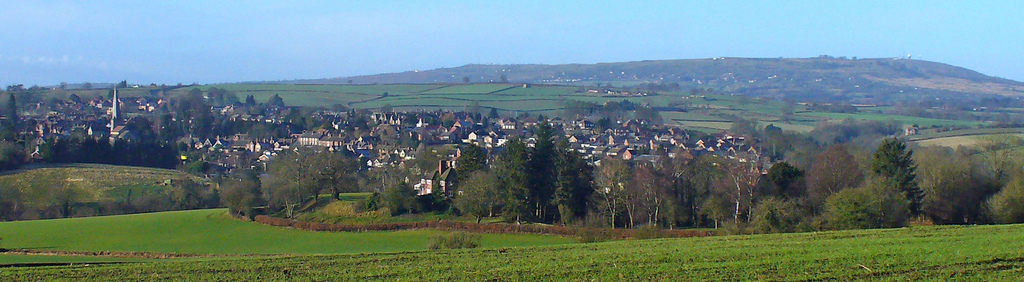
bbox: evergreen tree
[871,138,923,216]
[6,93,17,128]
[766,161,805,198]
[488,107,499,119]
[528,120,557,221]
[456,144,487,182]
[494,137,530,223]
[553,141,594,224]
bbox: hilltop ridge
[296,57,1024,101]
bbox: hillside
[4,223,1023,280]
[0,164,211,219]
[298,57,1024,101]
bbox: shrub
[427,232,481,250]
[576,228,614,243]
[633,225,670,240]
[988,180,1024,224]
[750,197,802,234]
[825,178,909,230]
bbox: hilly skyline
[2,1,1023,85]
[293,57,1023,100]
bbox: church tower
[109,87,120,129]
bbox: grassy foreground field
[0,209,571,256]
[2,224,1023,280]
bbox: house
[904,125,919,136]
[499,118,517,130]
[296,132,324,146]
[419,159,456,197]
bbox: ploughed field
[1,212,1023,280]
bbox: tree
[310,152,360,200]
[454,171,501,223]
[264,150,320,217]
[527,120,557,221]
[553,142,594,224]
[594,158,630,228]
[668,155,718,228]
[988,178,1024,224]
[500,73,508,83]
[0,142,25,171]
[493,138,530,223]
[871,138,922,216]
[82,82,92,90]
[628,162,669,227]
[488,107,499,119]
[384,182,416,215]
[825,177,909,230]
[267,93,285,107]
[750,197,801,233]
[463,76,471,84]
[456,144,487,182]
[765,161,805,198]
[221,175,261,219]
[169,178,205,209]
[245,95,257,106]
[717,158,762,222]
[6,93,17,127]
[916,147,998,224]
[806,144,863,208]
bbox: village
[12,86,772,199]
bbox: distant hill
[296,57,1024,101]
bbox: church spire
[110,86,120,128]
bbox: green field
[0,209,572,256]
[801,112,984,127]
[174,83,1003,134]
[3,224,1023,280]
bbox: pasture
[3,223,1023,280]
[800,111,984,127]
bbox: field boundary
[253,215,712,239]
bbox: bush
[988,180,1024,224]
[750,197,802,234]
[825,178,909,230]
[633,225,670,240]
[427,232,480,250]
[576,227,614,243]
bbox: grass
[0,164,202,203]
[801,112,984,127]
[0,209,572,256]
[3,224,1023,280]
[915,134,1024,148]
[909,127,1024,141]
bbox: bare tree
[594,158,630,228]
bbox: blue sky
[1,1,1021,86]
